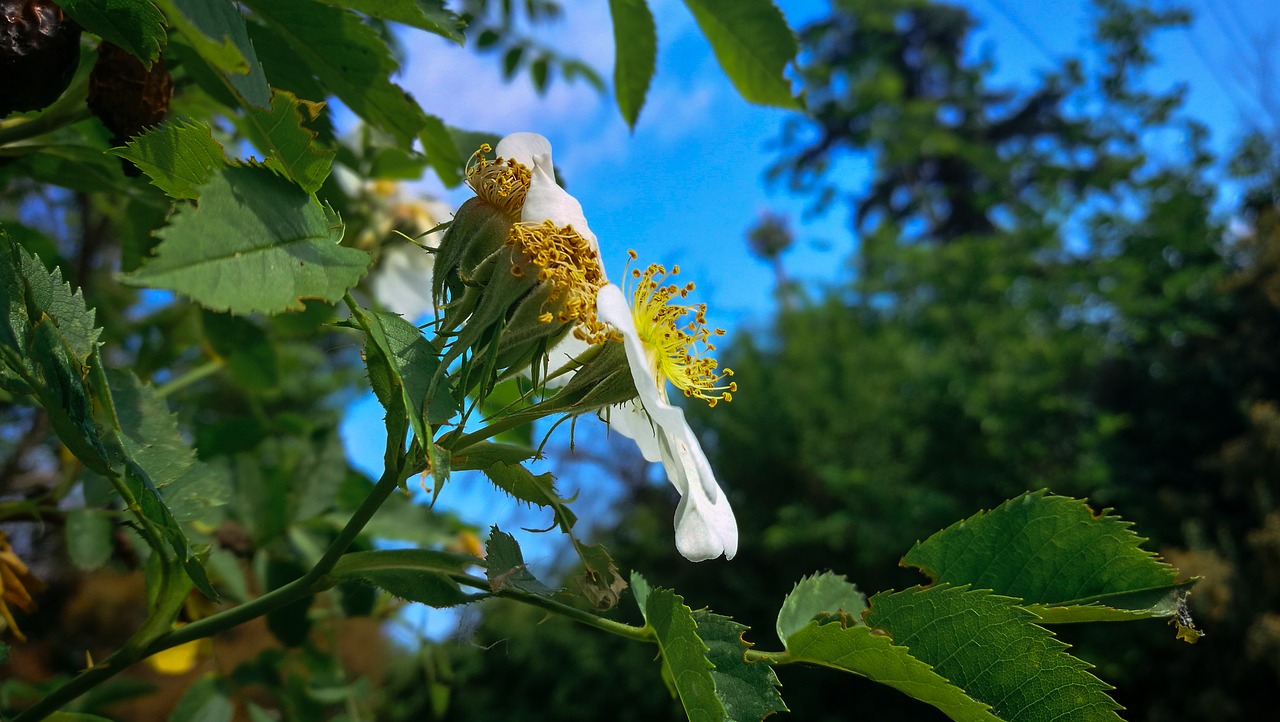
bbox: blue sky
[343,0,1279,638]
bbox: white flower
[595,262,738,562]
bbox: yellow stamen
[625,251,735,406]
[506,220,613,342]
[465,144,532,218]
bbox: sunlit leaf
[608,0,657,127]
[776,571,867,643]
[330,549,477,607]
[123,165,370,315]
[59,0,166,64]
[633,577,725,722]
[156,0,271,108]
[114,120,230,200]
[681,0,799,109]
[313,0,465,43]
[242,90,336,194]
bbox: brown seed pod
[0,0,82,118]
[87,40,173,146]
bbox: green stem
[746,649,791,665]
[452,573,655,644]
[155,360,224,398]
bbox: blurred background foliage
[0,0,1276,720]
[435,0,1280,720]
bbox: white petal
[372,243,436,322]
[597,284,679,426]
[494,132,552,171]
[662,428,738,561]
[522,161,601,261]
[605,400,662,464]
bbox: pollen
[465,144,532,218]
[626,252,736,406]
[506,220,613,343]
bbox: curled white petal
[495,132,552,172]
[606,400,662,463]
[596,282,738,561]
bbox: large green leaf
[867,585,1122,722]
[608,0,657,128]
[59,0,166,64]
[313,0,465,43]
[157,0,271,108]
[681,0,799,109]
[783,622,999,722]
[242,90,337,194]
[243,0,427,145]
[484,526,556,596]
[691,610,787,722]
[114,120,230,200]
[330,549,477,607]
[123,165,371,315]
[633,577,725,722]
[775,571,867,644]
[903,490,1193,622]
[0,226,102,364]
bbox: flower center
[507,220,612,343]
[465,144,531,218]
[625,251,736,407]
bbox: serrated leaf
[776,571,867,644]
[574,543,628,611]
[243,90,336,194]
[59,0,166,65]
[157,0,271,108]
[784,622,999,722]
[114,120,231,200]
[480,461,577,533]
[122,165,371,314]
[867,585,1122,722]
[243,0,426,145]
[609,0,657,127]
[484,526,555,595]
[637,585,725,722]
[356,306,443,445]
[66,509,115,571]
[0,226,102,365]
[451,442,537,470]
[313,0,465,43]
[904,491,1193,623]
[691,610,788,722]
[681,0,799,109]
[29,320,111,473]
[330,549,477,607]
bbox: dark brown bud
[0,0,82,118]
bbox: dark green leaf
[691,610,788,722]
[775,571,867,644]
[903,491,1194,622]
[420,115,465,187]
[313,0,465,43]
[66,509,115,571]
[114,120,230,200]
[681,0,799,109]
[502,45,524,79]
[29,320,110,473]
[168,674,233,722]
[530,56,549,92]
[484,526,555,595]
[243,0,427,145]
[122,165,371,315]
[47,714,119,722]
[638,585,725,722]
[59,0,166,64]
[158,0,271,107]
[242,90,337,194]
[201,311,279,391]
[608,0,657,127]
[330,549,477,607]
[0,226,102,365]
[265,557,312,647]
[784,621,999,722]
[867,585,1122,722]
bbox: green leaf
[47,714,119,722]
[66,509,115,571]
[608,0,657,127]
[114,120,231,200]
[29,320,111,473]
[479,461,578,533]
[313,0,465,43]
[59,0,166,64]
[0,226,102,365]
[784,622,999,722]
[157,0,271,108]
[691,610,788,722]
[122,165,371,315]
[867,585,1122,722]
[903,490,1194,623]
[168,674,233,722]
[357,307,443,443]
[484,526,556,595]
[243,0,427,145]
[776,571,867,644]
[242,90,337,194]
[201,311,279,391]
[420,115,464,187]
[330,549,477,607]
[636,584,724,722]
[573,543,628,612]
[681,0,799,109]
